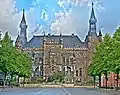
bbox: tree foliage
[47,71,65,83]
[88,27,120,89]
[89,34,112,76]
[0,32,32,79]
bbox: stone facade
[15,3,102,83]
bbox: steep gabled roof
[23,35,87,49]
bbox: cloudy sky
[0,0,120,41]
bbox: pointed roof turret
[89,2,97,24]
[91,2,95,18]
[21,9,26,24]
[16,31,20,43]
[20,9,28,28]
[15,34,21,48]
[99,30,102,36]
[16,35,20,42]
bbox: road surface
[0,87,107,95]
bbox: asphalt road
[0,88,107,95]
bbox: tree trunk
[99,74,101,88]
[17,76,20,83]
[23,77,25,88]
[11,74,13,88]
[105,72,107,90]
[3,72,7,89]
[116,70,119,90]
[93,76,96,88]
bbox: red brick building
[101,72,120,87]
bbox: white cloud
[51,10,80,35]
[41,9,48,21]
[50,0,104,37]
[62,0,104,12]
[0,0,20,40]
[0,0,104,42]
[57,0,65,8]
[63,0,89,5]
[0,0,40,41]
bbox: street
[0,88,107,95]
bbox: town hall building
[15,3,102,84]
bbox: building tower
[88,2,97,37]
[85,2,102,53]
[18,9,28,47]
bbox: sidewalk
[99,89,120,95]
[86,87,120,95]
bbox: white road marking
[32,88,48,95]
[62,88,72,95]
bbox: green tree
[0,32,15,77]
[89,34,112,88]
[108,27,120,90]
[0,32,32,87]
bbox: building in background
[15,3,102,84]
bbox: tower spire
[88,2,97,36]
[18,9,28,47]
[21,9,26,24]
[90,2,95,19]
[99,29,102,36]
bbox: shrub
[36,77,44,83]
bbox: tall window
[31,52,35,60]
[66,57,69,65]
[73,53,75,57]
[52,66,54,71]
[70,58,73,64]
[62,57,65,64]
[80,78,81,82]
[76,70,78,76]
[52,60,54,64]
[79,68,82,76]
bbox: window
[80,78,81,82]
[62,57,65,64]
[66,58,69,65]
[52,60,54,64]
[52,66,54,71]
[79,68,82,76]
[31,52,35,60]
[76,70,78,76]
[91,24,95,29]
[70,58,73,64]
[73,53,75,57]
